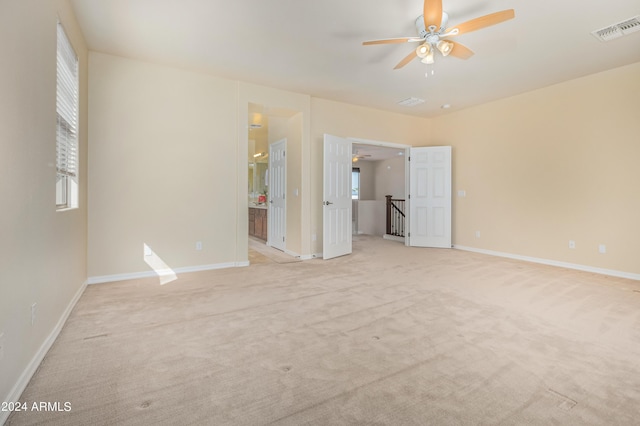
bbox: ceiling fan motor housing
[415,12,449,38]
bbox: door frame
[321,137,453,256]
[349,137,411,244]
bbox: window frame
[352,167,360,200]
[56,21,79,210]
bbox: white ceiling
[353,143,406,162]
[70,0,640,117]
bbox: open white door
[268,139,286,251]
[408,146,452,248]
[323,134,352,259]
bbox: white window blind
[56,22,79,209]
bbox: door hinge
[283,151,286,157]
[283,236,285,242]
[408,194,411,199]
[408,156,411,162]
[408,232,411,237]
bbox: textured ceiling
[71,0,640,117]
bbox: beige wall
[285,113,304,255]
[0,0,88,408]
[88,52,239,278]
[356,161,376,201]
[374,156,406,201]
[357,200,386,236]
[431,61,640,275]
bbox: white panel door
[323,134,352,260]
[409,146,451,248]
[268,139,286,251]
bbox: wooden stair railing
[385,195,406,237]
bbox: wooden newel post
[385,195,392,235]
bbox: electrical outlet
[569,240,576,249]
[195,241,202,251]
[0,332,5,361]
[312,234,317,242]
[599,244,607,254]
[475,231,481,238]
[31,303,37,326]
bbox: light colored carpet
[8,235,640,425]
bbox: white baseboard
[282,249,317,261]
[283,249,300,258]
[87,261,249,285]
[383,234,405,243]
[176,262,249,273]
[1,280,87,426]
[454,245,640,281]
[264,242,319,261]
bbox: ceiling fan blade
[423,0,443,30]
[394,50,418,69]
[450,9,515,36]
[363,37,423,46]
[448,42,474,60]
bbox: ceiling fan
[362,0,515,69]
[352,151,371,163]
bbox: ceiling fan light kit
[416,43,431,58]
[363,0,515,72]
[437,40,453,56]
[422,52,435,65]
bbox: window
[56,22,79,209]
[352,168,360,199]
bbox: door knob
[324,201,333,206]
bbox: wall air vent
[397,97,425,107]
[591,16,640,42]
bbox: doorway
[247,102,303,262]
[351,140,409,238]
[322,135,452,259]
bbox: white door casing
[323,134,352,259]
[408,146,452,248]
[268,139,286,251]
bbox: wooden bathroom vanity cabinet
[249,206,267,240]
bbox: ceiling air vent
[591,16,640,42]
[397,97,425,107]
